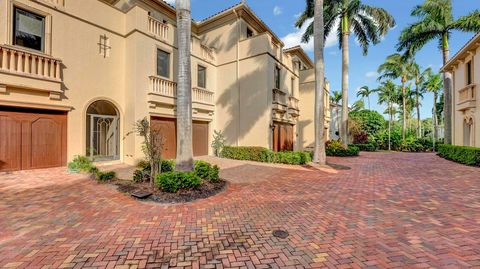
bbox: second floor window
[466,60,473,85]
[13,8,45,52]
[246,27,254,38]
[274,66,281,89]
[157,49,170,78]
[198,65,206,88]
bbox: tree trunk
[175,0,194,171]
[388,102,392,151]
[433,91,438,150]
[313,0,326,165]
[340,30,349,146]
[416,86,421,138]
[402,83,406,142]
[442,33,452,144]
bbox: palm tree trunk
[416,87,421,138]
[175,0,194,171]
[340,31,349,146]
[442,33,452,144]
[313,0,326,165]
[388,102,392,151]
[433,91,438,149]
[368,96,370,110]
[402,83,406,142]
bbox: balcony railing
[149,76,214,105]
[458,84,476,104]
[148,16,169,40]
[288,96,299,110]
[0,45,62,82]
[201,45,215,62]
[33,0,65,7]
[272,88,287,106]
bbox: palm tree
[351,100,365,112]
[397,0,480,144]
[313,0,326,165]
[378,53,415,142]
[412,64,430,138]
[357,86,373,110]
[175,0,194,171]
[330,90,342,105]
[297,0,395,146]
[375,80,396,150]
[423,71,443,150]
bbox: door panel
[0,115,22,171]
[151,117,177,160]
[193,121,209,156]
[272,121,294,152]
[0,108,67,172]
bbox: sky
[166,0,478,120]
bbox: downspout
[234,9,241,146]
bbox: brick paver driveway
[1,152,480,269]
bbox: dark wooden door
[272,121,294,152]
[0,107,67,172]
[193,121,209,156]
[151,117,177,160]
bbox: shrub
[155,172,202,193]
[95,170,116,181]
[194,160,212,179]
[208,165,220,183]
[161,160,175,173]
[68,156,95,173]
[349,110,386,137]
[437,144,480,166]
[211,130,226,157]
[133,169,148,183]
[326,140,359,157]
[221,146,312,165]
[351,143,376,152]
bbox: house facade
[0,0,329,172]
[442,33,479,148]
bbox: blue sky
[169,0,478,120]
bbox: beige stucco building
[442,33,479,148]
[0,0,329,172]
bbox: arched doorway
[86,100,119,160]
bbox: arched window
[86,100,119,160]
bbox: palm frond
[450,10,480,32]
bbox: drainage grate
[131,191,153,199]
[272,230,289,239]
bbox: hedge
[326,140,360,157]
[350,143,376,152]
[221,146,312,165]
[437,144,480,166]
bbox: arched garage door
[0,107,67,172]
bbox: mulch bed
[113,179,228,203]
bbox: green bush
[161,160,176,173]
[208,165,220,183]
[438,144,480,166]
[194,160,212,179]
[155,172,202,193]
[221,146,312,165]
[349,110,386,136]
[68,156,95,173]
[351,143,377,152]
[326,140,359,157]
[95,170,116,181]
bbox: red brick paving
[1,152,480,269]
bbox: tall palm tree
[357,86,373,110]
[378,53,415,142]
[330,90,342,105]
[397,0,480,144]
[297,0,395,145]
[375,80,397,151]
[412,64,430,138]
[175,0,194,171]
[423,71,443,150]
[313,0,326,165]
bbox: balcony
[148,76,214,112]
[200,45,215,63]
[457,84,476,111]
[0,45,63,99]
[148,16,169,41]
[272,88,287,111]
[288,96,299,116]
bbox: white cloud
[273,6,283,16]
[365,71,378,78]
[281,18,338,52]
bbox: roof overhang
[441,33,480,73]
[284,46,314,69]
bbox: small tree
[131,118,164,188]
[211,130,226,157]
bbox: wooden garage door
[0,107,67,172]
[150,117,209,159]
[272,121,294,152]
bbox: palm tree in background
[312,0,327,165]
[175,0,194,171]
[378,53,415,142]
[357,86,373,110]
[397,0,480,144]
[375,80,397,150]
[296,0,395,146]
[423,71,443,149]
[412,64,430,138]
[330,90,342,139]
